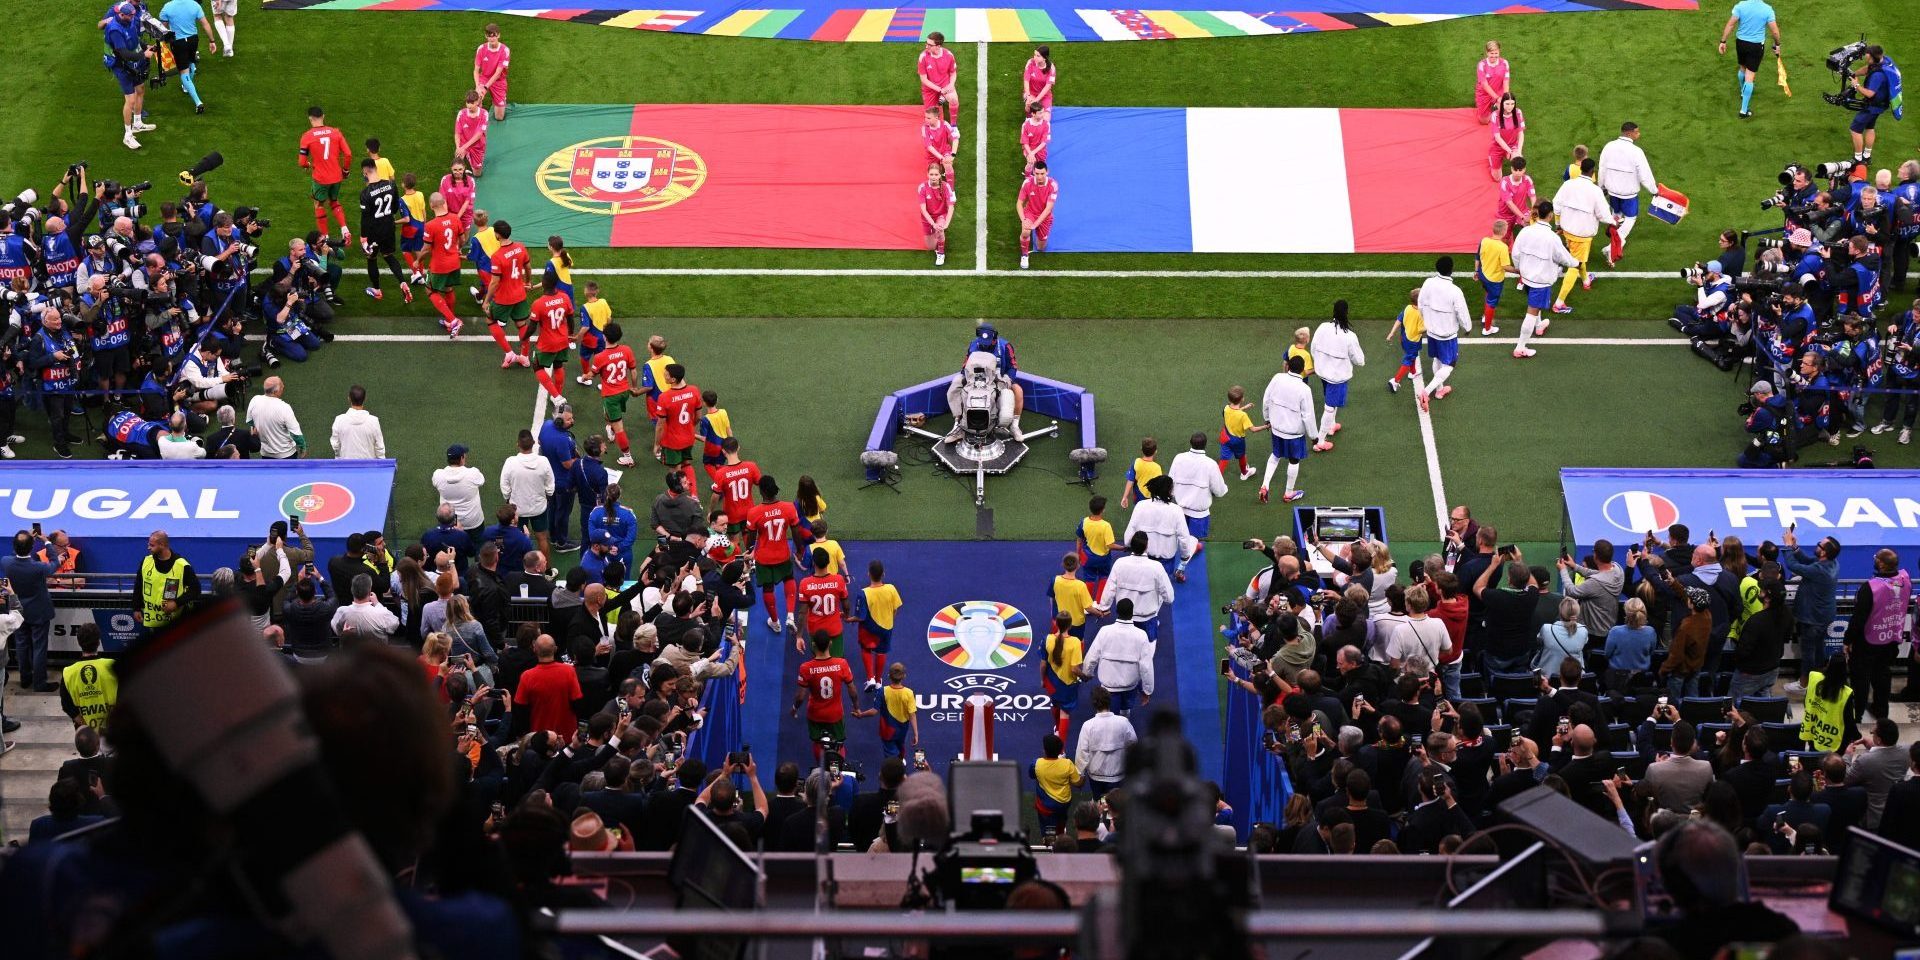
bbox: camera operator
[1677,260,1734,340]
[77,274,135,396]
[1818,315,1878,439]
[1826,234,1884,318]
[1876,300,1920,444]
[269,237,336,324]
[39,215,86,297]
[76,235,124,289]
[1891,161,1920,289]
[199,211,252,311]
[177,338,243,417]
[1844,45,1897,162]
[1790,351,1840,443]
[27,307,83,459]
[262,280,325,364]
[1751,283,1814,384]
[101,3,158,150]
[1739,380,1794,467]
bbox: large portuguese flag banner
[476,103,929,250]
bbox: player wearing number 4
[482,220,533,367]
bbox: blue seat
[1739,696,1790,723]
[1761,721,1803,754]
[1458,672,1487,699]
[1681,696,1731,726]
[1612,751,1650,781]
[1490,672,1541,703]
[1486,723,1514,752]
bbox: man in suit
[56,725,113,812]
[1546,724,1618,815]
[1847,718,1911,831]
[577,756,650,837]
[2,531,57,692]
[1526,658,1603,745]
[1402,773,1476,854]
[1812,753,1870,855]
[1878,743,1920,850]
[640,756,705,850]
[1718,726,1779,823]
[1757,771,1831,854]
[849,757,906,853]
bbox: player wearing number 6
[797,547,854,657]
[588,323,640,466]
[653,363,704,494]
[749,475,802,636]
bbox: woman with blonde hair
[444,594,497,681]
[1602,597,1656,692]
[1536,596,1588,674]
[420,631,454,688]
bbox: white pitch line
[324,333,1693,344]
[974,42,988,274]
[252,266,1676,280]
[1409,372,1450,541]
[531,378,549,436]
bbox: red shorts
[1026,216,1053,242]
[485,81,508,104]
[1025,145,1048,165]
[921,86,951,110]
[1474,90,1496,118]
[1029,91,1053,113]
[465,144,487,173]
[922,215,948,236]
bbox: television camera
[1821,40,1893,113]
[899,348,1059,506]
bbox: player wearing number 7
[797,547,854,657]
[653,363,703,494]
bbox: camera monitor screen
[961,866,1018,885]
[1314,511,1365,543]
[1833,828,1920,939]
[947,761,1021,836]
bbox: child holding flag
[1218,385,1265,480]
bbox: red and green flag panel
[475,103,928,249]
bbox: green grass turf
[3,2,1915,322]
[3,2,1919,565]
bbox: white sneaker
[1903,428,1913,445]
[1873,423,1895,435]
[1020,255,1030,269]
[617,453,635,467]
[1512,347,1536,359]
[501,352,517,369]
[576,374,594,386]
[515,352,532,367]
[766,617,780,634]
[7,435,23,444]
[784,612,796,632]
[1534,317,1551,334]
[1480,325,1499,336]
[131,120,157,133]
[1239,466,1256,481]
[1386,378,1399,393]
[935,253,945,266]
[0,446,14,460]
[123,131,142,150]
[1784,680,1806,696]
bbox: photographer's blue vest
[42,234,80,290]
[1895,314,1920,379]
[36,330,78,392]
[81,292,130,351]
[0,235,31,286]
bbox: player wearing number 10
[709,439,762,552]
[797,547,853,657]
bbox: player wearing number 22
[797,547,853,657]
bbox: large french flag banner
[1047,106,1492,254]
[1649,183,1690,226]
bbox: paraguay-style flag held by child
[1649,184,1689,225]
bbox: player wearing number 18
[797,547,853,657]
[528,276,575,401]
[654,364,704,494]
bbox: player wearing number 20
[797,547,853,658]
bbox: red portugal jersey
[1020,117,1051,156]
[748,500,800,565]
[799,574,850,637]
[491,242,530,304]
[922,120,957,159]
[799,657,855,723]
[657,384,701,449]
[713,461,762,524]
[425,215,463,273]
[531,292,574,352]
[591,344,637,398]
[299,127,351,185]
[918,47,956,88]
[1019,177,1058,221]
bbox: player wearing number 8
[653,363,704,494]
[798,547,853,658]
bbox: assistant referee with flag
[1718,0,1780,120]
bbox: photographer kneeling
[269,237,337,325]
[1739,379,1794,468]
[262,280,325,365]
[1675,260,1734,339]
[177,338,243,419]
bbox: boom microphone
[859,450,900,470]
[1069,447,1108,464]
[179,151,225,187]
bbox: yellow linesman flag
[1777,54,1792,97]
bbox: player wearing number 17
[654,365,704,494]
[748,475,802,635]
[797,547,853,657]
[529,276,575,401]
[483,220,533,367]
[298,106,353,245]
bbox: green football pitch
[2,0,1917,569]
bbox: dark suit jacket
[1880,780,1920,851]
[1,553,56,621]
[56,754,111,788]
[774,805,846,852]
[1720,758,1779,823]
[1548,751,1618,815]
[1484,766,1547,818]
[579,788,650,837]
[1811,785,1869,853]
[1402,799,1477,854]
[1526,688,1603,746]
[497,646,538,693]
[848,786,898,854]
[641,786,699,851]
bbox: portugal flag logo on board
[282,482,356,526]
[539,136,708,217]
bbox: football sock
[762,588,778,621]
[1019,231,1032,255]
[1054,710,1071,744]
[427,290,457,325]
[1319,407,1338,435]
[1557,267,1579,305]
[612,424,629,452]
[1394,364,1413,383]
[1261,455,1281,490]
[1284,462,1300,495]
[935,236,946,254]
[179,66,202,108]
[224,19,234,49]
[312,205,329,238]
[402,251,420,273]
[535,368,563,398]
[1428,363,1454,393]
[488,323,512,353]
[516,324,530,354]
[1516,314,1539,351]
[1482,303,1497,329]
[786,585,796,614]
[1237,455,1247,473]
[328,201,348,231]
[1217,458,1229,475]
[1617,216,1637,244]
[1740,79,1754,113]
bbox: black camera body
[1822,40,1877,112]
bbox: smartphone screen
[1219,658,1231,676]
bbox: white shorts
[211,0,237,15]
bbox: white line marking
[975,42,988,274]
[252,266,1678,280]
[1410,372,1449,542]
[531,376,549,435]
[327,333,1690,345]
